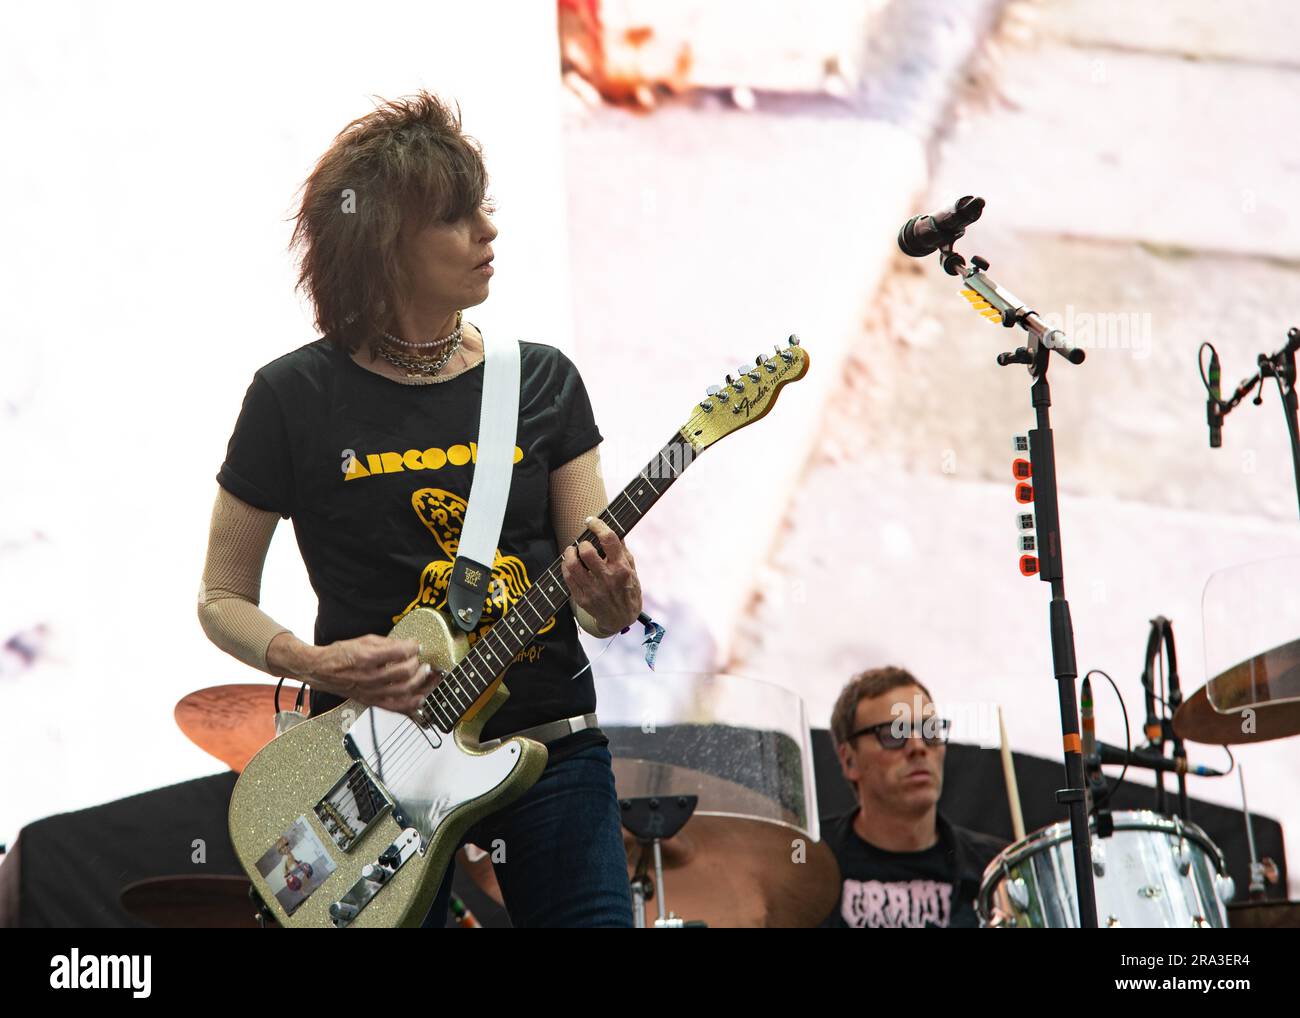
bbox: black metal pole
[1027,371,1100,929]
[1276,344,1300,520]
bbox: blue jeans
[420,742,634,928]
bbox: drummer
[822,666,1007,928]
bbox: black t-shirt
[216,336,607,756]
[820,809,1007,928]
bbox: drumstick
[998,706,1026,841]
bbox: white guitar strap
[448,330,521,632]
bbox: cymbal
[1228,900,1300,929]
[622,815,839,928]
[1173,683,1300,745]
[174,684,296,772]
[121,875,271,928]
[612,757,840,927]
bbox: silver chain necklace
[374,312,465,380]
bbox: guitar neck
[428,431,697,730]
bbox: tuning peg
[789,334,800,346]
[706,384,722,396]
[755,354,763,365]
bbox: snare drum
[978,810,1235,928]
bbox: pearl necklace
[374,311,465,380]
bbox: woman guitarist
[198,90,641,928]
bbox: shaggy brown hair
[829,666,933,748]
[288,90,492,354]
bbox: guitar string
[352,481,653,786]
[319,438,697,820]
[351,371,782,789]
[341,359,792,793]
[350,372,778,786]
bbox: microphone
[1207,348,1222,448]
[898,196,986,258]
[1080,677,1101,793]
[1089,740,1226,777]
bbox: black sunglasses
[847,717,952,750]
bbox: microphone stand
[1204,327,1300,521]
[928,237,1099,929]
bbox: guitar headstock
[680,335,809,453]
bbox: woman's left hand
[561,516,642,637]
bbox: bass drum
[978,810,1235,928]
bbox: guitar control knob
[361,863,390,884]
[329,901,360,923]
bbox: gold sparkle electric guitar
[228,337,809,927]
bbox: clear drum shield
[1202,556,1300,712]
[596,671,821,841]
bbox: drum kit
[143,580,1297,928]
[977,557,1300,928]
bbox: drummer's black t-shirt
[215,336,606,755]
[820,810,1007,928]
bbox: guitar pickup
[315,760,394,852]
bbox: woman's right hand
[307,635,442,714]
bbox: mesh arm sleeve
[197,485,300,674]
[550,445,609,547]
[549,445,620,637]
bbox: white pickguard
[341,706,521,845]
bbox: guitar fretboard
[421,432,697,732]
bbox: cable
[1198,342,1221,401]
[1083,668,1129,808]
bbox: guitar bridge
[314,760,394,852]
